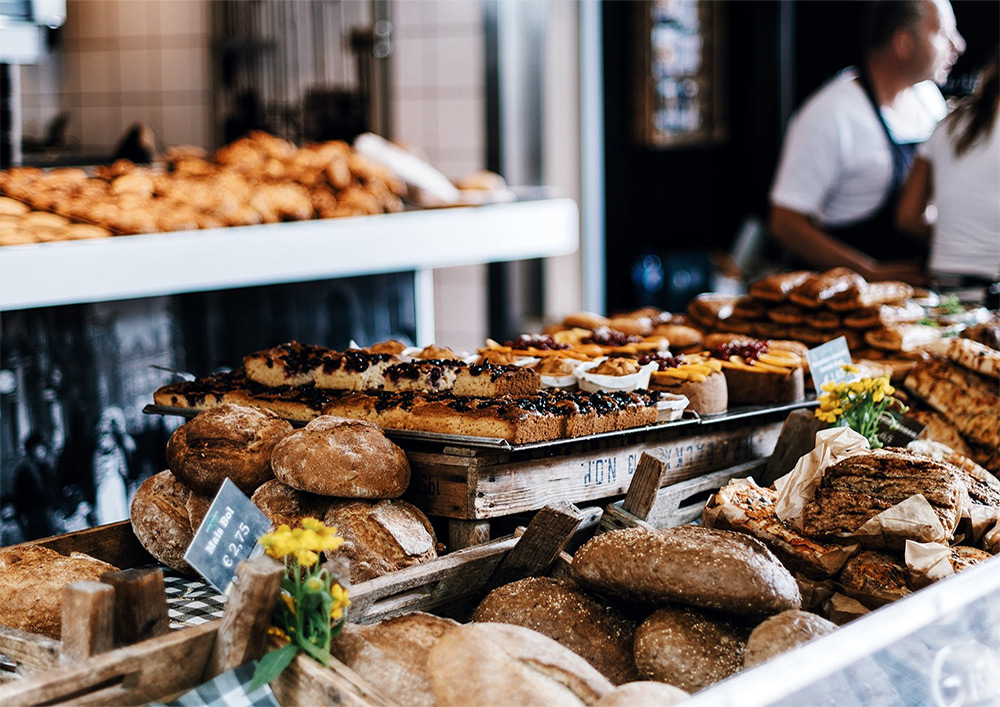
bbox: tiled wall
[20,0,212,156]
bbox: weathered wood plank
[407,418,783,519]
[0,627,60,672]
[448,519,492,551]
[100,568,170,647]
[33,521,153,570]
[203,556,284,681]
[621,450,670,519]
[0,621,219,706]
[600,505,655,533]
[271,649,392,706]
[485,503,583,592]
[60,581,115,664]
[760,409,829,486]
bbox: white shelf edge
[0,198,579,310]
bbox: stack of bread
[704,446,998,628]
[0,131,405,244]
[687,268,942,375]
[131,404,438,584]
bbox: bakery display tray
[144,399,815,452]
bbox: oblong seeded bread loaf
[331,612,460,707]
[571,526,801,617]
[473,577,640,685]
[271,415,410,497]
[166,403,293,495]
[633,605,752,692]
[743,609,837,668]
[0,544,118,638]
[428,622,614,707]
[324,499,437,583]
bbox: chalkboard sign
[184,479,273,594]
[875,412,926,449]
[806,337,856,396]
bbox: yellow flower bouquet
[250,518,350,691]
[814,365,906,448]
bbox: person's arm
[895,156,933,239]
[769,206,927,284]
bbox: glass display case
[689,555,1000,706]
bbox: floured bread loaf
[592,682,689,707]
[325,499,437,582]
[130,470,212,573]
[428,622,614,707]
[166,404,293,495]
[474,577,639,685]
[743,609,837,668]
[0,544,118,638]
[272,415,410,497]
[251,479,331,529]
[634,606,751,692]
[571,526,801,617]
[331,612,459,707]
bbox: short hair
[862,0,928,55]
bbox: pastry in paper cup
[655,393,689,422]
[530,356,581,389]
[401,344,466,361]
[574,357,658,393]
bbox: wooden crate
[404,410,788,548]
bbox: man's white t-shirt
[920,113,1000,279]
[770,68,947,228]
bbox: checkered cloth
[152,661,279,707]
[162,568,227,629]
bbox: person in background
[0,503,26,546]
[13,433,59,540]
[896,48,999,295]
[769,0,965,284]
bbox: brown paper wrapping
[824,592,871,625]
[848,494,950,550]
[796,574,837,612]
[970,505,1000,548]
[773,427,870,530]
[904,539,953,589]
[985,521,1000,555]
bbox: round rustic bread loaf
[271,415,410,497]
[743,609,837,668]
[324,499,437,583]
[634,605,751,692]
[592,681,689,706]
[428,622,614,707]
[130,469,211,573]
[166,404,293,495]
[473,576,640,685]
[0,544,118,638]
[331,612,459,707]
[571,526,801,617]
[251,479,331,528]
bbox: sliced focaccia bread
[244,341,332,387]
[153,370,251,410]
[928,338,1000,380]
[313,349,399,390]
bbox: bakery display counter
[0,197,578,313]
[689,553,1000,706]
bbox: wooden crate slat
[408,418,783,519]
[271,650,393,707]
[0,626,61,673]
[33,521,153,570]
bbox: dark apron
[826,71,928,262]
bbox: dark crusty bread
[251,479,331,529]
[592,681,689,707]
[837,550,911,608]
[743,609,837,668]
[633,605,751,692]
[571,527,801,617]
[0,544,118,638]
[473,577,640,685]
[324,499,437,583]
[331,612,459,707]
[801,448,965,544]
[166,403,293,495]
[130,469,210,574]
[271,415,410,497]
[428,622,614,707]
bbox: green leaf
[249,643,299,692]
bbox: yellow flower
[300,517,325,532]
[841,363,859,374]
[281,592,295,614]
[821,381,839,393]
[304,576,325,594]
[849,380,866,394]
[267,626,290,644]
[330,583,351,620]
[297,549,320,567]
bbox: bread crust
[570,527,801,617]
[473,577,640,685]
[721,365,804,406]
[272,415,410,497]
[743,609,836,668]
[650,369,727,415]
[748,271,814,302]
[130,470,205,573]
[251,479,332,528]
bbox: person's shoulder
[795,68,867,120]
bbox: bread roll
[473,577,640,685]
[592,682,689,707]
[130,470,211,574]
[272,415,410,497]
[428,622,614,707]
[166,404,293,495]
[633,606,751,692]
[571,527,801,617]
[331,612,459,707]
[837,550,911,608]
[0,545,118,638]
[324,499,437,583]
[743,609,837,668]
[564,311,611,330]
[251,479,331,528]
